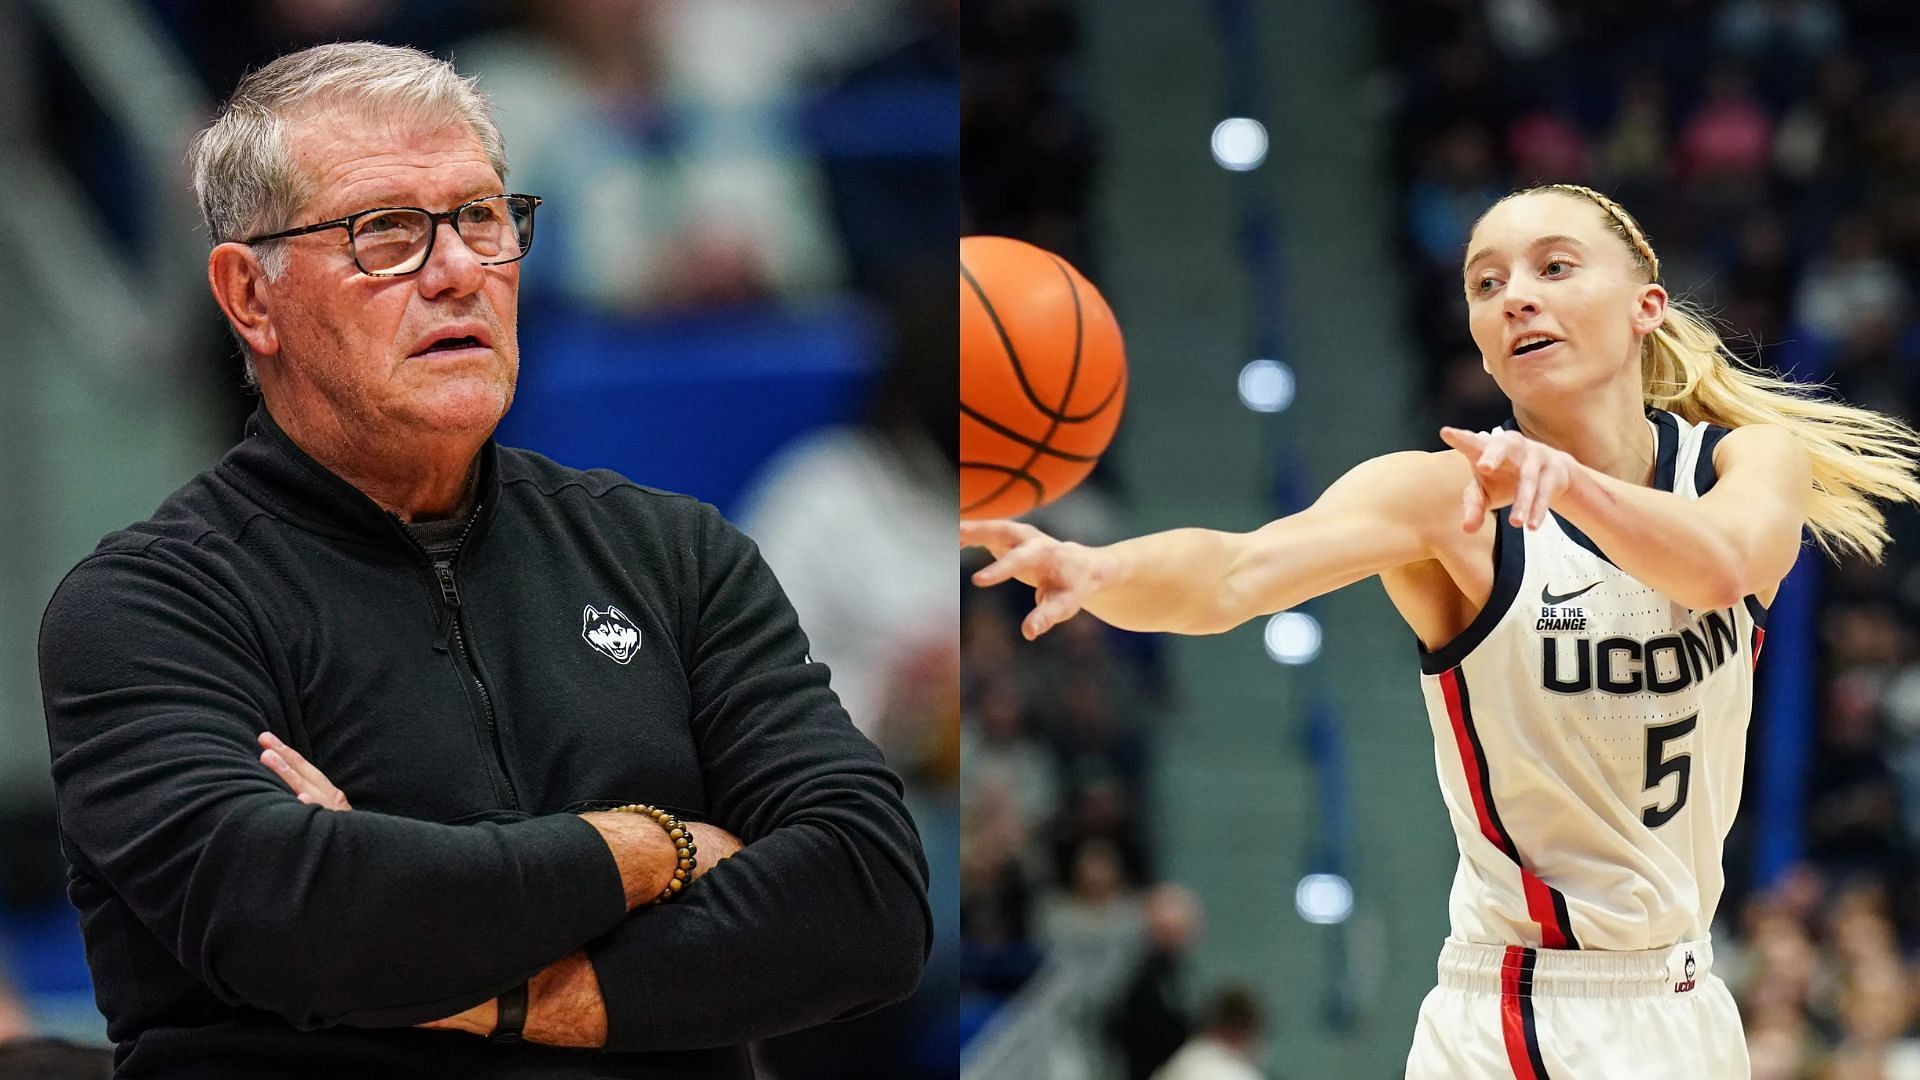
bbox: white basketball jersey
[1416,408,1766,952]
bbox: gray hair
[187,42,508,384]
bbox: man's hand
[257,731,351,810]
[578,811,743,909]
[417,998,497,1036]
[416,950,607,1046]
[1439,426,1581,532]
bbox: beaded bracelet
[609,803,697,904]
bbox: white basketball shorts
[1405,939,1748,1079]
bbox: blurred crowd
[13,0,956,1074]
[960,2,1267,1077]
[1378,1,1920,1076]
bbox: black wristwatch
[489,982,528,1043]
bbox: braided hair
[1535,183,1661,284]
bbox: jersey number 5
[1642,714,1698,829]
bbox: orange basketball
[960,236,1128,520]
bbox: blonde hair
[1493,183,1920,564]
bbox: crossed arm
[42,511,929,1053]
[256,731,741,1047]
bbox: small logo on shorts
[582,605,641,664]
[1673,950,1697,994]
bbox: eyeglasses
[243,194,542,277]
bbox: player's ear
[1631,283,1668,336]
[209,242,281,359]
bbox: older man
[39,42,928,1079]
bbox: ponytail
[1642,299,1920,563]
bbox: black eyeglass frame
[241,193,543,277]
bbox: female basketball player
[961,183,1920,1078]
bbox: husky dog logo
[1674,950,1698,994]
[582,605,641,664]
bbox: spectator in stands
[1149,984,1270,1080]
[1108,884,1203,1080]
[741,294,959,776]
[1795,215,1910,347]
[1599,70,1670,187]
[456,0,843,313]
[960,773,1043,999]
[964,678,1061,832]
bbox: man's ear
[208,242,280,359]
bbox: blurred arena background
[0,0,956,1075]
[960,1,1920,1078]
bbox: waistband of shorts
[1436,938,1714,999]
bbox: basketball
[960,236,1128,520]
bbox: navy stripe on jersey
[1700,424,1774,629]
[1419,514,1528,675]
[1518,949,1550,1079]
[1548,889,1577,949]
[1456,675,1519,861]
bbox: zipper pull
[434,561,462,609]
[434,561,461,646]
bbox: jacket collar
[218,405,500,550]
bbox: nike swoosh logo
[1542,582,1600,606]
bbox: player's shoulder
[1707,422,1810,482]
[1713,421,1799,454]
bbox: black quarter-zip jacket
[39,409,930,1078]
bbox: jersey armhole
[1693,423,1732,497]
[1697,423,1771,629]
[1418,516,1527,675]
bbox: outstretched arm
[1442,423,1811,609]
[963,450,1458,637]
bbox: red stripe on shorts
[1499,946,1540,1080]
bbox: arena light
[1237,358,1295,413]
[1263,611,1321,664]
[1295,873,1354,924]
[1210,117,1269,171]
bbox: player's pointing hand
[961,519,1116,640]
[1439,426,1578,533]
